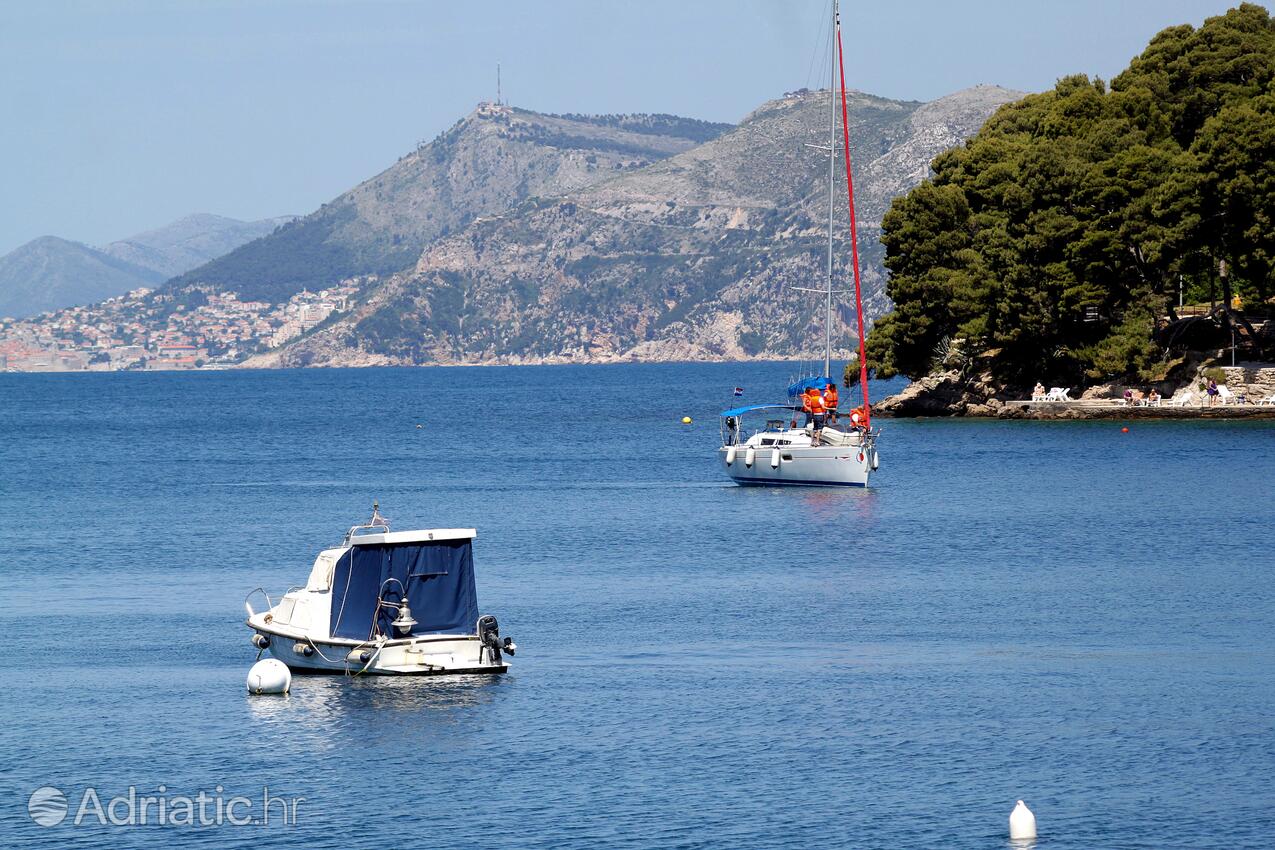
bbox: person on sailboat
[849,406,866,431]
[823,381,839,423]
[809,388,828,446]
[798,386,817,428]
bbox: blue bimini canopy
[329,539,479,641]
[720,403,798,418]
[787,376,833,398]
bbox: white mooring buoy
[246,658,291,695]
[1009,799,1037,840]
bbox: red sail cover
[836,14,871,428]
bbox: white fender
[725,445,738,465]
[770,448,781,468]
[870,448,879,470]
[246,658,290,695]
[744,447,755,467]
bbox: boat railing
[342,502,391,544]
[244,587,276,619]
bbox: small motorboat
[245,504,516,676]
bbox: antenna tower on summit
[497,63,502,106]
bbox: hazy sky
[0,0,1253,255]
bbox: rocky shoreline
[873,361,1275,420]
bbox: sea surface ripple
[1,363,1273,849]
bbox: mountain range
[7,85,1022,364]
[0,214,293,319]
[237,86,1020,367]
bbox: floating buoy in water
[682,416,692,424]
[1009,800,1037,840]
[1121,426,1130,433]
[246,658,290,695]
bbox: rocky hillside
[252,85,1021,367]
[171,107,732,304]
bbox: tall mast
[836,2,871,426]
[825,0,836,379]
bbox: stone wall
[1218,363,1275,401]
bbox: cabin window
[275,597,296,625]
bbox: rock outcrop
[873,356,1275,418]
[872,369,1005,417]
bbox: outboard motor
[477,615,516,664]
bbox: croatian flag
[733,387,744,397]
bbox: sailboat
[718,0,880,487]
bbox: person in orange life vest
[823,382,839,423]
[798,386,818,428]
[809,388,828,446]
[849,406,866,430]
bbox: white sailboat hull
[719,442,874,487]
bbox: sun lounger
[1217,385,1241,405]
[1167,393,1194,407]
[1260,393,1275,406]
[1046,387,1071,402]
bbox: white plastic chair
[1217,385,1239,405]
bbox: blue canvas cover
[720,403,798,418]
[787,376,832,398]
[328,540,479,640]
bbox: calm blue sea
[1,362,1273,849]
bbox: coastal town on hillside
[0,277,368,371]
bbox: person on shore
[1148,388,1160,406]
[1207,378,1219,406]
[1123,388,1134,406]
[823,381,839,423]
[1033,382,1046,401]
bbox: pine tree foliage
[867,4,1275,383]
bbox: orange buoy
[1121,426,1129,433]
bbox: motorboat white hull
[247,617,508,676]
